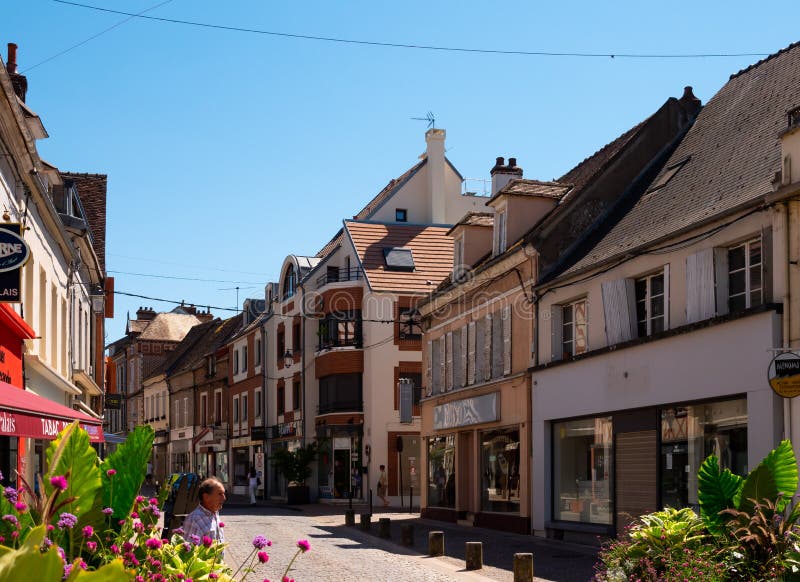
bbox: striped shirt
[182,503,224,543]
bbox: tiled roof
[565,43,800,275]
[169,314,243,376]
[345,220,453,293]
[127,320,148,334]
[316,229,343,258]
[61,173,107,273]
[448,211,494,234]
[138,313,203,342]
[491,179,571,203]
[353,159,426,220]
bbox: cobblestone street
[220,501,597,582]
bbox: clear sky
[3,1,799,344]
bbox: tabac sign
[768,352,800,398]
[0,224,29,303]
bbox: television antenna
[411,111,436,129]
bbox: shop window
[480,428,521,513]
[553,416,613,525]
[427,435,456,508]
[660,398,747,512]
[233,447,248,487]
[216,452,229,485]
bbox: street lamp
[89,285,105,314]
[283,350,293,368]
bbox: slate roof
[169,314,243,376]
[447,211,494,235]
[61,173,107,272]
[488,179,571,204]
[345,220,453,293]
[564,42,800,276]
[137,313,203,342]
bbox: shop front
[231,436,255,495]
[169,427,193,475]
[421,386,530,534]
[193,426,228,485]
[315,417,362,501]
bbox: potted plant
[271,442,318,504]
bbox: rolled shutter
[484,314,493,381]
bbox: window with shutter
[561,299,588,358]
[727,237,762,312]
[635,267,669,337]
[431,339,441,394]
[601,279,638,344]
[502,306,511,375]
[425,340,433,395]
[484,314,493,381]
[460,326,468,387]
[491,312,503,378]
[452,329,462,389]
[475,319,485,383]
[686,248,715,323]
[445,332,454,391]
[438,336,446,394]
[467,322,476,385]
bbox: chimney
[426,128,446,223]
[6,43,28,103]
[196,308,214,323]
[136,306,157,321]
[491,156,523,195]
[678,86,702,118]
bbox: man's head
[198,477,226,512]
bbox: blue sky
[3,1,799,343]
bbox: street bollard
[428,531,444,556]
[513,552,534,582]
[344,509,355,526]
[359,513,371,531]
[378,517,391,538]
[465,542,483,570]
[400,523,414,546]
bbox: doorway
[333,448,350,498]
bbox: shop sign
[105,394,122,410]
[769,352,800,398]
[231,436,251,447]
[433,392,498,430]
[0,224,29,303]
[0,410,103,442]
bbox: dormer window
[789,106,800,130]
[384,247,415,271]
[494,210,507,256]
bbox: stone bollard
[359,513,371,531]
[428,531,444,556]
[344,509,355,526]
[513,552,534,582]
[465,541,483,570]
[400,523,414,546]
[378,518,391,538]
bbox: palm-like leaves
[98,424,154,522]
[697,454,743,534]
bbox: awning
[0,381,104,443]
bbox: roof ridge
[729,41,800,80]
[60,172,108,179]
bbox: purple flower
[110,544,119,554]
[189,535,200,545]
[14,501,26,512]
[145,538,162,550]
[50,476,68,491]
[106,469,117,477]
[252,535,269,549]
[57,513,77,529]
[63,564,73,579]
[3,487,17,503]
[82,525,93,538]
[257,551,269,563]
[102,507,113,515]
[182,542,191,552]
[40,537,52,550]
[149,498,158,506]
[173,527,185,535]
[2,514,18,526]
[297,539,311,552]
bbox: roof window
[647,156,690,193]
[383,247,415,271]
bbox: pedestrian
[377,464,389,507]
[182,477,226,543]
[248,466,258,506]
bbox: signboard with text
[769,352,800,398]
[0,224,29,303]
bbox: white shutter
[502,305,512,375]
[460,325,468,387]
[438,336,446,394]
[491,312,503,378]
[601,278,637,344]
[452,329,462,389]
[713,248,729,316]
[663,263,670,330]
[445,332,453,391]
[550,305,563,361]
[475,319,485,383]
[467,321,476,385]
[484,314,493,381]
[425,340,433,395]
[686,249,715,323]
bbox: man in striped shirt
[182,477,226,543]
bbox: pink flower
[14,501,26,512]
[202,535,213,547]
[218,522,225,528]
[82,525,93,538]
[50,476,68,490]
[296,539,311,552]
[135,495,145,503]
[110,544,119,554]
[102,507,114,515]
[131,512,139,519]
[106,469,117,477]
[86,541,97,552]
[145,538,162,550]
[257,551,269,563]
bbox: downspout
[783,202,792,443]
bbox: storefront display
[427,434,455,508]
[480,428,520,512]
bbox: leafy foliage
[697,454,743,535]
[98,424,154,521]
[271,442,318,485]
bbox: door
[614,409,658,533]
[333,448,350,498]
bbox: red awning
[0,381,104,443]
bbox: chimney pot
[508,157,517,168]
[7,44,17,74]
[496,157,504,166]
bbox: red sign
[0,409,103,443]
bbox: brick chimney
[490,156,523,195]
[6,44,27,102]
[136,306,157,321]
[426,128,447,223]
[196,308,214,323]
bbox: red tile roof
[345,220,453,293]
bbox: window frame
[727,237,762,312]
[635,270,667,337]
[562,298,588,358]
[395,208,408,222]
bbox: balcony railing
[315,267,364,288]
[317,400,364,415]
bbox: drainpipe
[783,202,792,443]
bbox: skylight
[647,156,691,193]
[383,247,415,271]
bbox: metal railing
[462,178,491,197]
[317,400,363,415]
[315,267,364,288]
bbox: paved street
[219,499,598,582]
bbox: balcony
[315,267,363,288]
[317,399,363,415]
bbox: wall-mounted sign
[768,352,800,398]
[0,224,29,303]
[105,394,122,410]
[433,392,498,430]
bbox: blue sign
[0,227,28,272]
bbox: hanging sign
[768,352,800,398]
[0,224,29,303]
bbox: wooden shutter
[460,325,468,387]
[438,336,446,394]
[550,305,563,361]
[425,340,433,396]
[713,248,729,316]
[484,314,493,381]
[491,312,503,378]
[445,332,453,391]
[467,321,476,385]
[686,248,715,323]
[601,278,637,344]
[431,338,441,394]
[475,319,485,383]
[502,305,512,375]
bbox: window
[282,265,297,300]
[277,327,285,361]
[182,397,188,427]
[200,394,208,427]
[562,300,588,358]
[293,321,301,352]
[255,338,262,366]
[214,390,222,424]
[395,208,408,222]
[292,379,301,411]
[318,373,362,414]
[728,238,762,312]
[233,396,239,424]
[233,350,240,374]
[277,384,285,416]
[242,393,248,423]
[383,247,415,271]
[318,311,362,349]
[647,156,690,193]
[242,345,248,372]
[398,307,422,340]
[453,236,466,280]
[428,435,456,508]
[636,271,666,337]
[480,428,520,512]
[494,210,507,255]
[255,389,262,419]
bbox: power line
[23,0,174,73]
[107,270,262,284]
[108,252,275,278]
[52,1,770,60]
